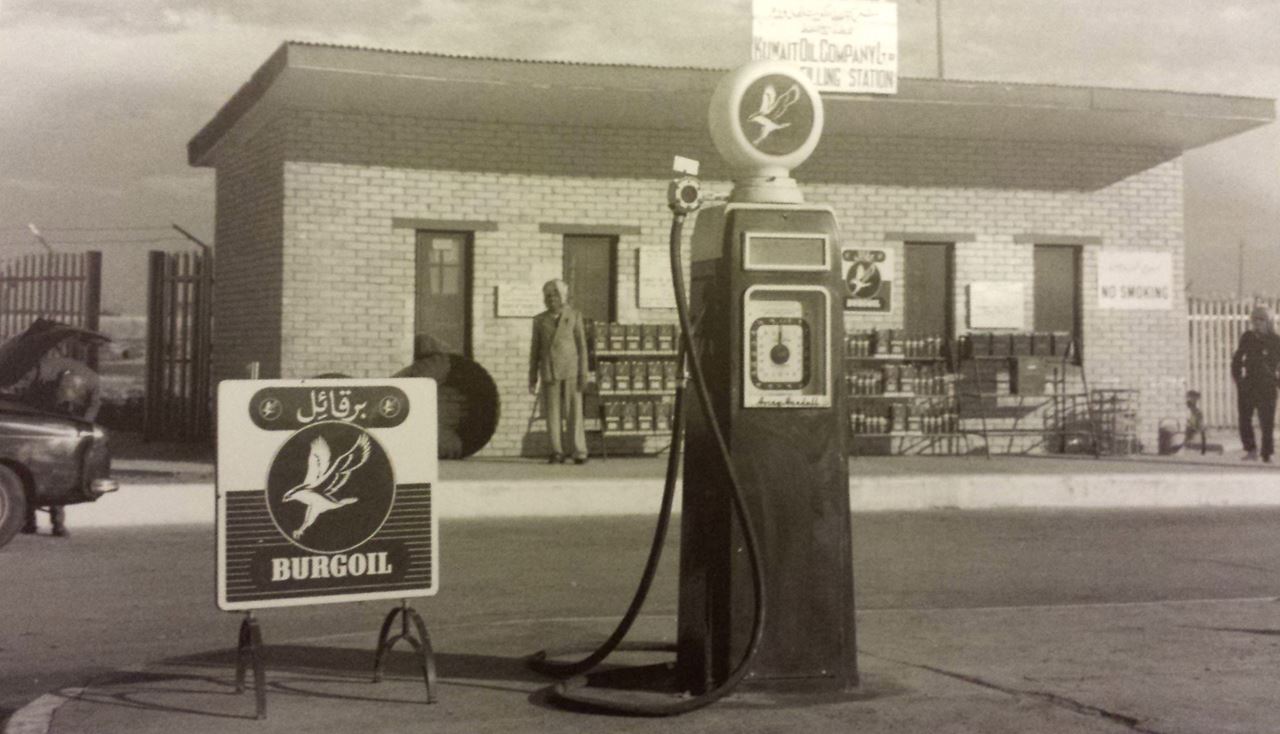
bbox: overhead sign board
[752,0,898,94]
[216,378,438,610]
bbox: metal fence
[0,251,103,365]
[1188,296,1280,428]
[145,250,213,441]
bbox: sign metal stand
[234,611,268,719]
[373,598,439,703]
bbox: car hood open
[0,319,110,390]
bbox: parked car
[0,320,118,548]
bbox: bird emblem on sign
[747,83,802,146]
[283,433,371,539]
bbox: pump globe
[708,60,824,204]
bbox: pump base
[549,663,865,714]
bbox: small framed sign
[216,378,438,610]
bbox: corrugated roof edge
[282,39,731,73]
[282,39,1276,101]
[189,39,1275,167]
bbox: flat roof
[189,41,1275,167]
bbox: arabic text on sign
[297,389,369,424]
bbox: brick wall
[210,108,286,385]
[212,106,1188,455]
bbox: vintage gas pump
[676,59,857,694]
[531,60,856,714]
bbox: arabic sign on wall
[1097,250,1173,310]
[842,248,893,312]
[216,378,438,610]
[752,0,898,94]
[968,282,1025,329]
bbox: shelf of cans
[846,362,953,397]
[850,402,961,436]
[846,329,948,359]
[957,330,1073,359]
[589,322,681,438]
[601,398,676,435]
[590,322,679,356]
[595,359,680,395]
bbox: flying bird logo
[282,433,371,539]
[747,83,802,146]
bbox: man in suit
[529,279,589,464]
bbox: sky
[0,0,1278,313]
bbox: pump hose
[530,211,769,716]
[525,338,686,679]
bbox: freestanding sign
[216,378,438,610]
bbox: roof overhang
[190,42,1275,168]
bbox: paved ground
[7,430,1280,733]
[8,509,1280,734]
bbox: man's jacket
[529,306,588,384]
[1231,330,1280,389]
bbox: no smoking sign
[216,378,438,610]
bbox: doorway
[903,242,954,339]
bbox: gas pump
[531,60,856,714]
[678,60,856,694]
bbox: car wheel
[0,465,27,549]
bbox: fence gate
[0,251,103,366]
[1188,296,1280,428]
[145,250,213,441]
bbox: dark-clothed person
[528,279,589,464]
[20,356,100,536]
[1231,305,1280,462]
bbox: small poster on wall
[968,282,1025,329]
[496,265,562,318]
[637,249,676,309]
[842,248,893,312]
[1097,250,1173,310]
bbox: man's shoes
[1243,450,1259,461]
[548,453,565,464]
[1265,455,1273,464]
[573,456,589,465]
[20,522,36,535]
[51,526,69,538]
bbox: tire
[0,465,28,550]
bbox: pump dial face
[749,317,810,389]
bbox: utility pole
[936,0,945,78]
[26,223,53,253]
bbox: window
[562,234,616,324]
[1033,244,1081,338]
[414,230,472,357]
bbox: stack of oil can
[846,328,958,437]
[591,322,680,436]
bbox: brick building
[189,42,1273,457]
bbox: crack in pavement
[861,650,1164,734]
